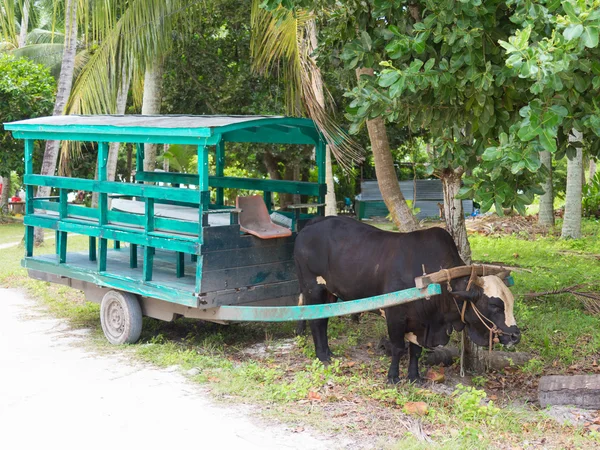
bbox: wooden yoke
[414,265,512,289]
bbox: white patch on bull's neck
[480,275,516,327]
[298,293,304,306]
[405,332,420,346]
[379,309,386,320]
[316,276,327,285]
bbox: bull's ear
[451,290,479,302]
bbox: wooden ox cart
[5,115,510,344]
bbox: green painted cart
[5,115,441,344]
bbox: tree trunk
[141,58,165,174]
[562,131,583,239]
[307,20,337,216]
[1,176,11,210]
[107,75,131,182]
[538,150,555,227]
[441,168,471,264]
[355,68,419,232]
[92,73,130,208]
[18,0,29,48]
[324,146,337,215]
[35,0,78,245]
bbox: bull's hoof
[387,376,401,385]
[408,376,424,385]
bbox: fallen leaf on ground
[403,401,429,416]
[424,367,445,383]
[308,391,322,401]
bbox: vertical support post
[114,240,120,250]
[24,139,34,257]
[316,139,326,217]
[97,142,109,272]
[130,244,138,268]
[135,143,144,183]
[89,237,97,261]
[58,189,68,263]
[196,145,208,294]
[144,197,155,281]
[55,230,60,254]
[197,144,208,243]
[263,191,273,211]
[143,246,154,281]
[176,252,185,278]
[215,139,225,206]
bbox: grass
[2,220,600,448]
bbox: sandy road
[0,288,341,450]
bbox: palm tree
[562,130,584,239]
[251,3,418,230]
[538,151,555,227]
[250,2,364,215]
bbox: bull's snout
[508,329,521,345]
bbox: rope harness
[448,265,502,375]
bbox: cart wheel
[100,290,142,345]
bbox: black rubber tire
[100,290,143,345]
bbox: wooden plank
[539,375,600,409]
[135,143,144,179]
[24,214,198,254]
[209,176,320,196]
[22,256,198,308]
[98,238,107,272]
[200,260,297,293]
[203,242,295,271]
[202,280,300,307]
[143,246,155,281]
[24,139,34,257]
[130,244,138,268]
[176,252,185,278]
[202,225,296,252]
[24,175,201,203]
[216,139,224,206]
[89,237,96,261]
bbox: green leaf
[361,31,372,52]
[413,39,426,54]
[562,1,580,22]
[424,58,436,71]
[539,128,558,153]
[518,124,539,141]
[378,70,400,87]
[409,59,424,73]
[582,26,599,48]
[563,23,583,41]
[482,146,502,161]
[389,77,406,98]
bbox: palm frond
[0,0,19,47]
[250,1,364,169]
[26,27,65,45]
[67,0,191,116]
[11,42,64,73]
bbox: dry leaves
[403,401,429,416]
[424,367,446,383]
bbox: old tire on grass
[100,290,142,345]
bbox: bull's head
[451,275,521,347]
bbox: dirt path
[0,288,341,449]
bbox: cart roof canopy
[4,115,322,146]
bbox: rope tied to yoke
[451,265,502,373]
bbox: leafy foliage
[0,53,55,177]
[583,172,600,218]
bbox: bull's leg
[309,315,332,362]
[385,312,407,385]
[295,320,307,336]
[407,342,422,383]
